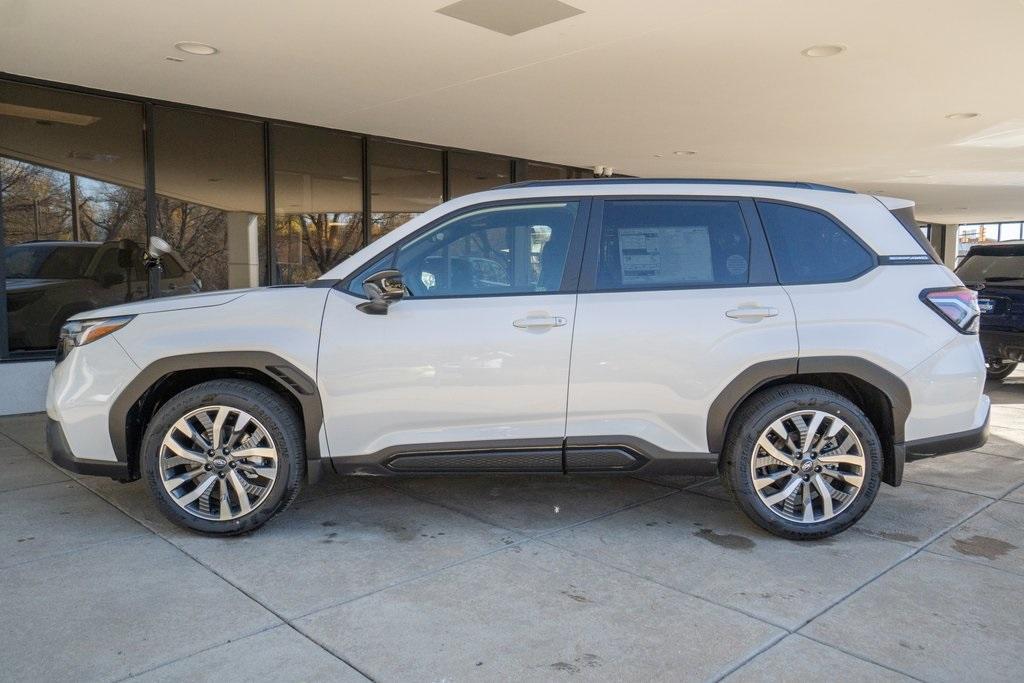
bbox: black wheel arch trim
[707,355,911,458]
[108,351,325,471]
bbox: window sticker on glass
[618,226,712,284]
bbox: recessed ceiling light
[945,112,979,120]
[174,41,219,56]
[801,44,846,58]
[674,150,696,156]
[653,154,664,158]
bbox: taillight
[920,287,979,334]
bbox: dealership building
[1,0,1022,414]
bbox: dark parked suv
[5,240,199,351]
[957,241,1024,381]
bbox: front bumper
[46,417,132,480]
[897,404,991,463]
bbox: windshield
[4,244,94,279]
[957,253,1024,284]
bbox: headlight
[56,316,134,361]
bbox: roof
[500,178,855,193]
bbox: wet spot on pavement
[693,528,755,550]
[952,534,1018,560]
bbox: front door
[318,200,588,469]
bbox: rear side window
[956,253,1024,285]
[595,200,750,289]
[757,202,874,284]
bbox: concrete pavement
[2,375,1024,682]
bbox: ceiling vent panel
[436,0,583,36]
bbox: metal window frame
[0,71,594,361]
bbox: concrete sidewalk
[3,377,1024,682]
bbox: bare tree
[78,184,146,243]
[155,198,229,290]
[0,159,71,243]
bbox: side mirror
[357,269,405,315]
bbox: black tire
[720,384,882,540]
[141,379,304,535]
[986,360,1018,382]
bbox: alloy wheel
[749,409,866,524]
[158,405,278,521]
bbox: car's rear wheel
[141,379,304,535]
[720,384,882,540]
[986,360,1018,381]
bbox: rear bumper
[898,405,990,463]
[980,330,1024,362]
[46,417,132,480]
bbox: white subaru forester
[46,179,990,539]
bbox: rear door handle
[726,306,779,320]
[513,316,568,329]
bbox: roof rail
[500,178,855,193]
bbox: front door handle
[726,306,779,320]
[513,316,568,329]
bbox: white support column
[941,223,959,269]
[226,212,260,289]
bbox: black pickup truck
[957,242,1024,381]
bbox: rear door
[565,197,798,464]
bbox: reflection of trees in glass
[371,212,419,240]
[2,159,146,246]
[156,198,228,290]
[275,212,362,283]
[1,159,71,244]
[78,181,145,243]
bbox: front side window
[595,200,750,290]
[393,202,580,297]
[758,202,874,285]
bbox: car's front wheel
[986,360,1018,382]
[720,384,882,540]
[141,379,304,535]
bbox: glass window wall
[0,76,593,356]
[369,140,443,241]
[1,81,146,352]
[272,124,363,283]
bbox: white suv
[45,179,990,539]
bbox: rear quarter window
[757,202,874,285]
